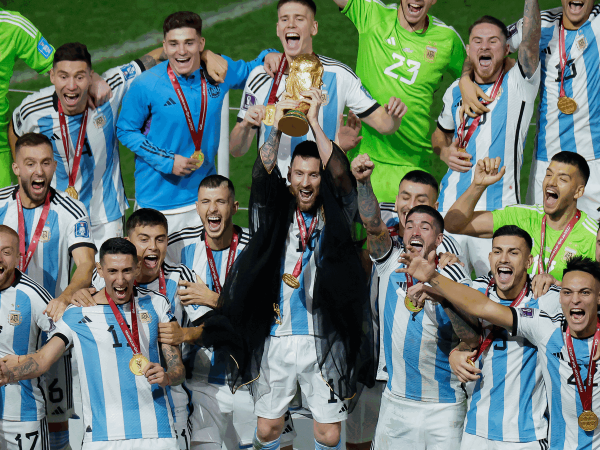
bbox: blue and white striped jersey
[91,262,195,413]
[238,55,378,175]
[465,276,561,442]
[508,6,600,162]
[0,186,95,297]
[379,202,464,257]
[513,308,600,449]
[166,225,250,387]
[437,62,540,211]
[12,61,143,226]
[49,286,175,443]
[0,270,53,421]
[374,237,471,403]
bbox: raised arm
[259,97,300,173]
[229,106,263,157]
[444,157,504,237]
[518,0,541,78]
[0,336,66,386]
[351,154,391,259]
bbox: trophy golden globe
[277,54,324,137]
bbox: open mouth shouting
[62,92,81,108]
[478,54,493,70]
[285,32,301,51]
[407,2,424,15]
[544,187,559,209]
[30,178,46,195]
[206,215,223,233]
[570,307,586,324]
[143,254,159,270]
[113,285,128,300]
[496,265,514,284]
[0,266,5,277]
[298,189,314,203]
[567,0,586,14]
[408,237,425,254]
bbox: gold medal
[557,96,578,115]
[191,150,204,167]
[65,186,78,200]
[467,358,476,367]
[282,273,300,289]
[456,147,471,161]
[579,410,598,431]
[129,354,149,376]
[404,296,423,313]
[263,105,276,126]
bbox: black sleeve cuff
[374,242,394,264]
[134,58,146,73]
[437,122,455,134]
[510,307,519,336]
[356,103,380,119]
[53,333,70,348]
[518,59,526,79]
[68,242,97,256]
[12,120,20,138]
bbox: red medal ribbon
[16,190,51,272]
[167,64,207,152]
[558,21,571,100]
[205,228,239,294]
[134,266,166,296]
[470,278,529,362]
[566,318,600,413]
[537,210,581,275]
[267,54,288,105]
[105,289,141,355]
[457,70,506,149]
[57,100,88,189]
[290,208,318,280]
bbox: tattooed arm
[259,96,300,173]
[350,154,391,259]
[519,0,541,78]
[0,337,65,386]
[161,343,185,386]
[138,48,167,71]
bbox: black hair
[199,174,235,198]
[563,256,600,285]
[15,132,53,155]
[551,151,590,186]
[290,140,321,165]
[400,170,439,195]
[163,11,202,37]
[53,43,92,69]
[469,15,509,41]
[405,205,444,234]
[99,237,138,264]
[125,208,168,236]
[277,0,316,16]
[492,225,533,252]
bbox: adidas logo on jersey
[164,98,176,106]
[386,37,396,46]
[78,316,92,324]
[338,403,348,414]
[52,406,65,415]
[282,424,294,434]
[86,426,92,433]
[50,133,61,141]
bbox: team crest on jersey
[576,35,588,52]
[138,309,152,324]
[425,45,438,62]
[37,37,53,59]
[8,310,21,326]
[121,63,137,81]
[507,23,519,39]
[40,227,51,243]
[74,221,90,238]
[321,90,329,106]
[94,114,107,129]
[360,85,374,101]
[242,93,257,111]
[563,247,577,261]
[208,83,221,99]
[495,87,504,101]
[519,308,534,318]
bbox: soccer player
[117,11,279,235]
[0,8,111,190]
[333,0,465,202]
[401,252,600,449]
[449,226,559,449]
[0,132,96,450]
[461,0,600,221]
[8,42,194,250]
[351,153,478,449]
[0,225,54,450]
[432,2,541,277]
[230,0,406,176]
[0,238,185,449]
[445,154,598,283]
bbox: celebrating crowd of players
[1,0,600,449]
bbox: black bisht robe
[200,142,375,405]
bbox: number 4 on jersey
[384,53,421,85]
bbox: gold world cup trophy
[277,54,324,137]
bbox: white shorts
[345,382,384,444]
[460,433,548,450]
[443,231,492,278]
[189,383,295,449]
[0,418,49,450]
[172,407,191,450]
[372,389,466,450]
[253,335,348,424]
[45,352,74,423]
[82,438,178,450]
[527,157,600,222]
[91,217,124,260]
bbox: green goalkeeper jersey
[0,9,54,151]
[493,204,599,281]
[342,0,465,176]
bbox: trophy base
[278,110,310,137]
